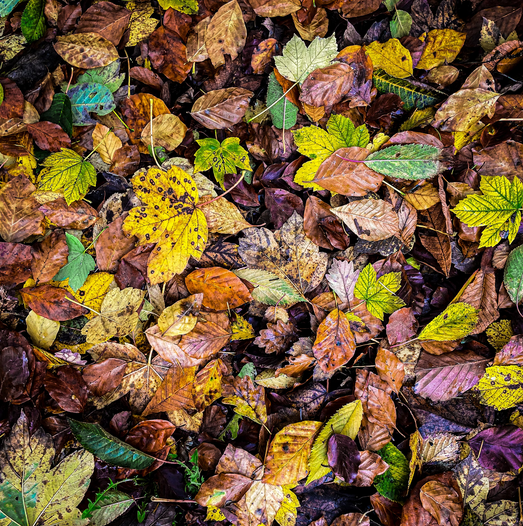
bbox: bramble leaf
[54,233,95,292]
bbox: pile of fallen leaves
[0,0,523,524]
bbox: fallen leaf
[20,284,88,321]
[54,32,119,68]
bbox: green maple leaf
[293,114,369,190]
[274,34,338,84]
[194,137,251,189]
[453,175,523,248]
[54,233,96,291]
[354,263,405,320]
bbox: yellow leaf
[408,431,423,490]
[223,375,267,424]
[486,319,513,351]
[256,369,299,389]
[263,421,323,485]
[81,287,145,343]
[275,486,299,526]
[200,195,253,235]
[307,400,363,485]
[245,478,285,526]
[157,294,202,337]
[417,29,466,70]
[126,0,158,47]
[206,506,226,521]
[231,313,255,340]
[123,165,208,284]
[365,38,413,78]
[476,365,523,410]
[418,302,478,342]
[92,123,122,164]
[194,358,227,411]
[141,113,188,151]
[74,272,115,320]
[26,310,59,349]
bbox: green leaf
[364,144,442,180]
[390,10,412,39]
[77,60,125,93]
[373,69,443,110]
[238,362,257,379]
[66,82,115,126]
[21,0,45,43]
[68,419,155,469]
[307,400,363,485]
[89,491,134,526]
[293,114,369,189]
[0,412,94,526]
[158,0,198,14]
[374,442,409,502]
[453,176,523,248]
[54,233,95,291]
[274,34,338,84]
[267,72,298,130]
[41,93,73,136]
[382,0,400,10]
[418,302,479,341]
[504,245,523,306]
[0,83,3,106]
[233,268,305,307]
[354,263,405,320]
[0,0,21,16]
[38,148,97,205]
[194,137,251,189]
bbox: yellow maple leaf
[123,165,208,284]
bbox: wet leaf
[53,232,95,291]
[418,303,479,341]
[365,39,413,79]
[54,32,119,69]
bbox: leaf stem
[197,172,245,208]
[247,80,299,123]
[84,128,114,162]
[382,180,405,196]
[150,99,162,169]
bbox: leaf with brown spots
[54,32,119,69]
[123,165,208,285]
[75,1,131,46]
[223,374,268,424]
[193,358,228,411]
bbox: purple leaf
[469,425,523,472]
[327,434,361,483]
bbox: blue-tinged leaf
[40,93,73,136]
[66,82,115,126]
[68,419,155,469]
[77,60,125,93]
[0,0,21,17]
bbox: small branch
[197,173,245,208]
[150,498,195,504]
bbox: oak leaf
[123,165,208,284]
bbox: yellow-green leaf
[416,29,466,70]
[158,0,198,14]
[38,148,96,205]
[307,400,363,485]
[365,38,413,78]
[476,365,523,410]
[418,302,478,342]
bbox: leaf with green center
[21,0,45,43]
[354,263,405,320]
[66,82,115,126]
[233,268,305,307]
[307,400,363,485]
[390,10,412,39]
[89,490,134,526]
[453,175,523,247]
[373,70,443,110]
[267,72,298,130]
[194,137,251,189]
[504,245,523,306]
[53,233,95,292]
[374,442,409,502]
[41,93,73,136]
[274,34,338,84]
[293,114,369,189]
[77,60,125,93]
[363,144,442,180]
[418,302,479,341]
[38,148,97,205]
[0,412,94,526]
[68,419,154,469]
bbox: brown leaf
[96,214,137,272]
[254,320,298,354]
[367,384,397,432]
[44,366,88,413]
[0,175,44,243]
[110,144,141,177]
[375,346,405,394]
[217,443,263,476]
[186,17,210,63]
[126,419,176,454]
[149,27,191,83]
[20,285,89,321]
[386,307,419,346]
[75,1,131,46]
[313,147,383,196]
[129,66,164,90]
[141,113,187,151]
[251,38,279,74]
[331,199,400,241]
[191,87,253,129]
[313,308,356,373]
[200,195,253,235]
[474,140,523,180]
[195,473,253,507]
[419,480,463,526]
[304,196,350,251]
[418,203,451,277]
[186,267,252,310]
[142,365,197,416]
[341,0,381,17]
[0,242,33,286]
[26,121,71,152]
[205,0,247,68]
[222,374,267,424]
[354,450,390,487]
[0,332,33,402]
[82,358,127,396]
[292,8,329,41]
[248,0,300,17]
[331,513,370,526]
[300,63,355,108]
[54,32,119,69]
[0,79,24,120]
[92,123,122,164]
[39,198,98,230]
[371,493,403,526]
